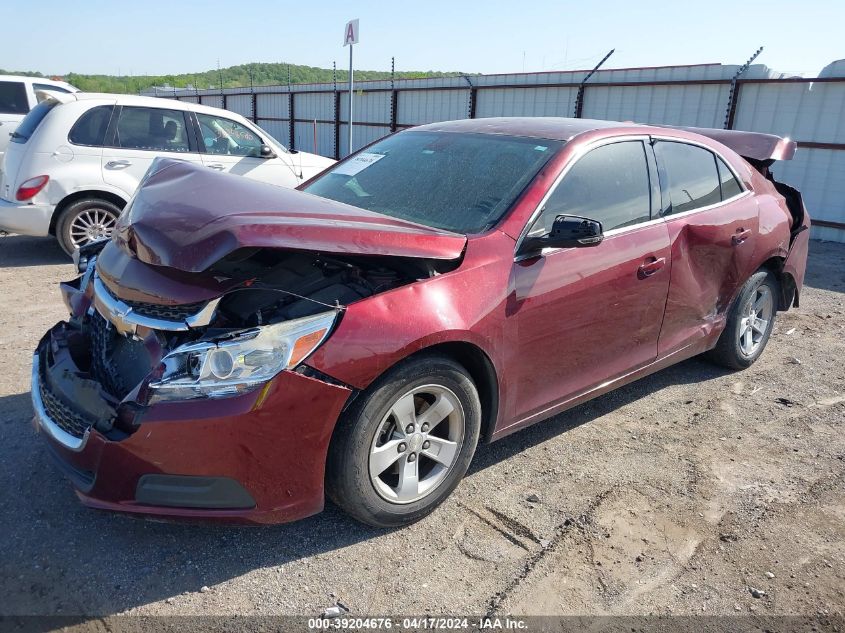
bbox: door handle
[732,228,752,245]
[207,163,225,170]
[105,160,131,169]
[638,257,666,279]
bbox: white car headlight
[148,310,338,402]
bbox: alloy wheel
[368,384,465,504]
[69,207,118,248]
[738,284,773,356]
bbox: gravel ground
[0,235,843,624]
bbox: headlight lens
[148,310,338,402]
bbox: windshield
[303,131,561,234]
[11,100,58,144]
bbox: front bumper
[0,197,54,236]
[32,323,352,525]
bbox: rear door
[652,138,758,356]
[101,105,204,197]
[194,112,300,187]
[0,80,30,158]
[509,138,671,422]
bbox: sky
[1,0,840,78]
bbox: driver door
[194,113,299,188]
[508,138,671,423]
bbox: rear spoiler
[33,89,75,105]
[660,126,796,162]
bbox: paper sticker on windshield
[333,152,386,176]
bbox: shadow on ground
[0,235,69,268]
[1,353,730,617]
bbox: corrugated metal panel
[294,121,335,156]
[199,95,223,109]
[734,82,845,143]
[257,93,290,119]
[397,89,469,125]
[337,90,390,124]
[475,87,578,118]
[337,123,391,157]
[226,94,252,118]
[583,84,730,127]
[294,92,333,121]
[773,148,845,239]
[258,120,290,148]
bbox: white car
[0,75,78,160]
[0,92,335,254]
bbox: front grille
[39,373,94,439]
[123,298,207,321]
[89,311,130,398]
[99,279,206,322]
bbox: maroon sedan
[32,117,809,527]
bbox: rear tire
[326,354,481,528]
[706,270,779,370]
[56,198,122,256]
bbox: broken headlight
[148,310,338,402]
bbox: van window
[532,140,653,234]
[654,142,721,215]
[10,100,58,143]
[69,105,114,146]
[113,106,191,152]
[0,81,29,115]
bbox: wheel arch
[759,255,798,310]
[49,190,128,235]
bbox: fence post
[390,57,398,133]
[333,62,340,159]
[724,46,763,129]
[289,92,295,150]
[574,49,614,118]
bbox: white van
[0,75,78,160]
[0,92,334,254]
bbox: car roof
[0,74,78,91]
[65,92,250,120]
[412,117,634,142]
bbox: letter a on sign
[344,19,359,46]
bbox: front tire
[706,269,779,370]
[56,198,122,256]
[326,354,482,528]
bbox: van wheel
[56,198,121,256]
[706,270,779,370]
[326,354,481,527]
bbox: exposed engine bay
[206,247,451,328]
[47,242,457,443]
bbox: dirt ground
[0,234,843,626]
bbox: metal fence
[150,60,845,242]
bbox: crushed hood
[114,158,467,273]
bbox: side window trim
[650,135,749,220]
[105,105,196,153]
[515,134,658,256]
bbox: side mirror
[521,215,604,255]
[259,144,276,159]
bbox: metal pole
[348,44,354,156]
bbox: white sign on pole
[343,19,359,46]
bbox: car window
[69,105,114,146]
[10,100,58,143]
[303,131,561,234]
[654,141,721,215]
[716,156,743,199]
[114,106,191,152]
[532,140,653,235]
[33,83,72,102]
[197,114,263,156]
[0,81,29,115]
